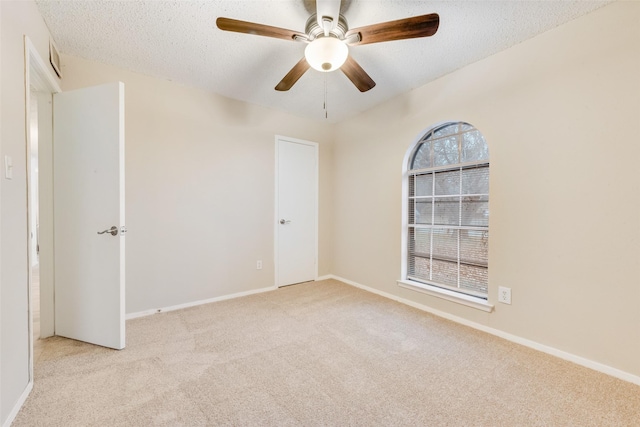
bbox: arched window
[403,122,489,301]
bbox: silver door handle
[97,226,118,236]
[279,219,291,225]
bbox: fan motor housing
[305,13,349,41]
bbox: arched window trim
[398,121,494,313]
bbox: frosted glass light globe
[304,37,348,72]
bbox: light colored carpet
[13,279,640,426]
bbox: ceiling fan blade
[341,56,376,92]
[345,13,439,46]
[216,17,306,42]
[316,0,341,34]
[275,57,311,91]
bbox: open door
[53,82,125,350]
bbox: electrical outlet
[256,260,262,270]
[498,286,512,304]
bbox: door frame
[24,36,61,383]
[274,135,319,287]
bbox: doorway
[25,36,61,380]
[275,136,318,287]
[28,89,40,343]
[25,38,127,378]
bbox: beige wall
[1,3,638,424]
[60,55,334,314]
[332,1,640,377]
[0,1,60,423]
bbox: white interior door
[276,137,318,287]
[53,82,125,350]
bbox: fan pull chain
[324,74,328,119]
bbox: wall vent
[49,39,61,78]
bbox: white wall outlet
[256,260,262,270]
[498,286,512,304]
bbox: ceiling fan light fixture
[304,36,348,72]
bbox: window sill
[397,280,494,313]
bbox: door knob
[97,226,118,236]
[279,219,291,225]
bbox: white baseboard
[126,285,278,320]
[127,278,339,320]
[327,274,640,387]
[2,380,33,427]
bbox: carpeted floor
[13,279,640,426]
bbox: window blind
[407,123,489,299]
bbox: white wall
[59,56,334,314]
[0,1,60,424]
[1,1,3,418]
[331,1,640,378]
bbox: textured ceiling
[35,0,612,123]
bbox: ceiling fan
[216,0,439,92]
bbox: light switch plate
[4,155,13,180]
